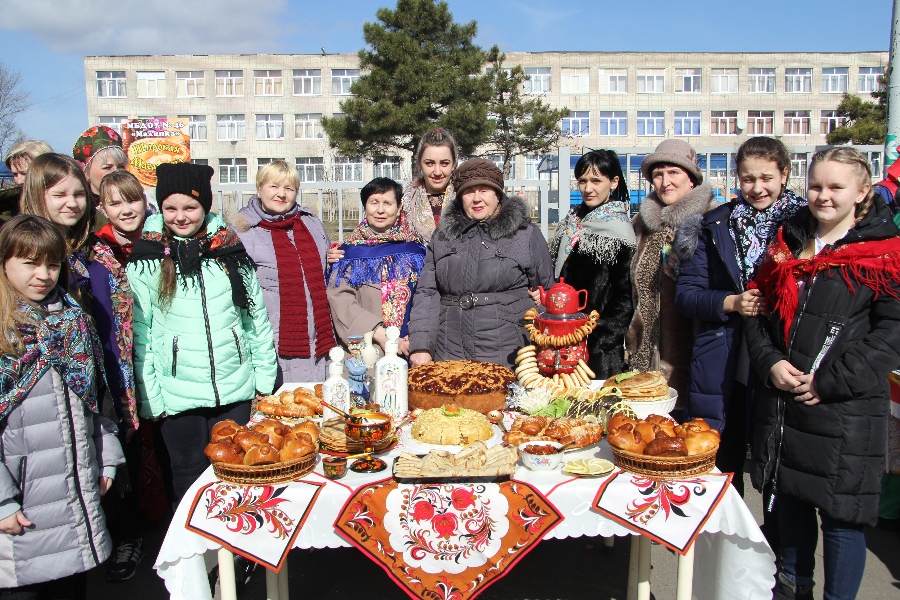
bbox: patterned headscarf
[72,125,123,170]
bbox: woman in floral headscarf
[327,178,426,357]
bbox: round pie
[408,360,515,413]
[410,406,494,446]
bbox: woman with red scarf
[232,161,336,387]
[745,147,900,600]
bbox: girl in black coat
[547,150,635,379]
[745,148,900,600]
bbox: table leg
[217,547,237,600]
[676,544,695,600]
[637,535,651,600]
[278,560,289,598]
[265,568,280,600]
[627,535,639,600]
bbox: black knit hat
[155,162,215,213]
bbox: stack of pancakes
[603,371,669,402]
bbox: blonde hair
[256,160,300,190]
[0,215,68,356]
[19,153,94,253]
[99,169,147,208]
[4,140,53,170]
[809,147,875,225]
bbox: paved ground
[86,472,900,599]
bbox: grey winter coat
[408,195,553,369]
[232,197,331,386]
[0,363,124,587]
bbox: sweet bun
[287,421,319,444]
[607,413,636,433]
[644,436,688,457]
[684,431,721,456]
[243,444,280,466]
[280,438,315,462]
[204,441,245,464]
[210,420,244,443]
[634,421,659,444]
[521,416,548,436]
[606,423,648,454]
[252,419,286,448]
[233,430,270,452]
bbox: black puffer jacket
[745,198,900,525]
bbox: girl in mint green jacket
[126,163,276,501]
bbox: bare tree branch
[0,63,30,157]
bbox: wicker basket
[610,446,717,480]
[211,451,317,485]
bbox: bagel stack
[514,345,595,394]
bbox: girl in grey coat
[0,216,123,596]
[409,159,553,369]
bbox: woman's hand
[527,288,541,305]
[409,350,432,367]
[725,289,766,316]
[769,360,804,391]
[791,373,820,406]
[326,245,344,265]
[98,477,114,496]
[372,325,387,351]
[0,510,32,535]
[397,336,410,357]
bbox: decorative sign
[121,117,191,188]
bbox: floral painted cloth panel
[334,478,562,600]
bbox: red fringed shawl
[750,227,900,345]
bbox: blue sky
[0,0,892,155]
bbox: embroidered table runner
[186,480,324,571]
[592,470,732,555]
[334,478,562,600]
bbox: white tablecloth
[155,438,775,600]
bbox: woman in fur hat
[625,139,716,402]
[408,159,553,369]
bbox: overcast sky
[0,0,892,155]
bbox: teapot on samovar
[523,278,599,377]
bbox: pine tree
[826,75,887,145]
[482,47,569,177]
[321,0,494,158]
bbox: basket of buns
[606,414,719,479]
[205,418,319,484]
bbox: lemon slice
[562,458,614,476]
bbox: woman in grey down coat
[409,159,553,369]
[0,215,124,596]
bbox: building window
[373,156,401,180]
[561,111,590,136]
[334,156,363,181]
[176,71,205,97]
[136,72,166,98]
[675,68,701,93]
[637,111,665,136]
[524,67,551,94]
[178,115,207,141]
[257,158,285,168]
[868,151,883,179]
[191,159,208,166]
[296,157,325,182]
[525,155,550,180]
[255,114,284,140]
[332,69,360,95]
[747,110,774,135]
[785,68,812,93]
[637,68,665,93]
[293,69,322,95]
[674,111,701,136]
[98,116,127,136]
[215,70,244,96]
[748,68,775,93]
[820,110,846,134]
[254,70,283,96]
[560,68,590,94]
[783,110,811,135]
[97,71,126,98]
[294,113,323,139]
[598,111,627,136]
[858,67,885,93]
[219,158,247,184]
[711,110,738,135]
[598,68,627,93]
[485,154,513,174]
[710,68,738,94]
[216,114,246,140]
[790,153,807,178]
[822,67,849,93]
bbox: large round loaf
[407,360,514,413]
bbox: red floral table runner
[186,480,324,571]
[334,478,562,600]
[592,470,732,555]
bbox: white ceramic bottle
[322,346,351,420]
[361,330,379,370]
[374,326,408,421]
